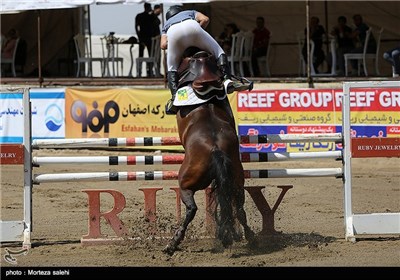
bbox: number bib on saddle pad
[173,85,226,106]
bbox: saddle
[177,50,225,100]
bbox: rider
[161,6,250,115]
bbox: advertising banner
[236,88,400,153]
[0,89,65,143]
[65,88,177,138]
[2,87,398,150]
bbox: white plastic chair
[73,34,106,77]
[345,27,383,76]
[297,32,306,76]
[227,32,243,76]
[239,31,254,77]
[1,37,20,77]
[136,35,161,77]
[364,27,384,76]
[311,35,337,76]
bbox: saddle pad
[173,85,226,106]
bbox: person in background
[1,28,18,59]
[252,16,271,77]
[151,4,162,37]
[330,16,354,76]
[151,4,162,76]
[135,3,154,76]
[302,16,326,73]
[346,14,376,75]
[383,46,400,78]
[216,23,240,55]
[0,32,5,52]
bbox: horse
[163,48,257,255]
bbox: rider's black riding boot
[166,71,179,115]
[217,53,231,80]
[217,53,253,93]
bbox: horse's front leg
[163,189,197,255]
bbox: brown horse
[163,49,256,255]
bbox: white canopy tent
[0,0,216,82]
[2,1,399,80]
[1,0,213,13]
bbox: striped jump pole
[32,133,343,148]
[240,151,342,162]
[33,168,343,184]
[32,137,182,148]
[32,151,342,166]
[33,155,185,166]
[239,133,342,144]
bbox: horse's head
[177,47,224,100]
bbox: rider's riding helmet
[166,5,183,21]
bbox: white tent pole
[87,5,93,76]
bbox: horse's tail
[211,149,235,248]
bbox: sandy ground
[1,148,399,271]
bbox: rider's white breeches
[166,19,224,72]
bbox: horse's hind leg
[163,189,197,255]
[235,188,257,247]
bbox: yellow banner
[65,88,178,138]
[236,110,399,126]
[237,112,336,125]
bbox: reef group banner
[236,88,400,153]
[2,87,399,151]
[65,87,176,138]
[0,89,65,143]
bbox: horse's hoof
[162,245,175,256]
[247,237,259,249]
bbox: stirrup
[224,76,254,94]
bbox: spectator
[151,4,162,37]
[383,46,400,78]
[150,4,162,76]
[346,14,376,75]
[252,16,271,77]
[330,16,354,75]
[0,32,5,52]
[1,28,18,59]
[135,3,154,76]
[302,16,326,73]
[216,23,240,55]
[216,25,228,47]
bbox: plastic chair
[344,27,383,76]
[1,37,20,77]
[364,27,384,76]
[73,34,106,77]
[297,32,306,76]
[136,35,161,77]
[239,31,254,77]
[101,35,124,77]
[311,35,337,76]
[227,32,243,76]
